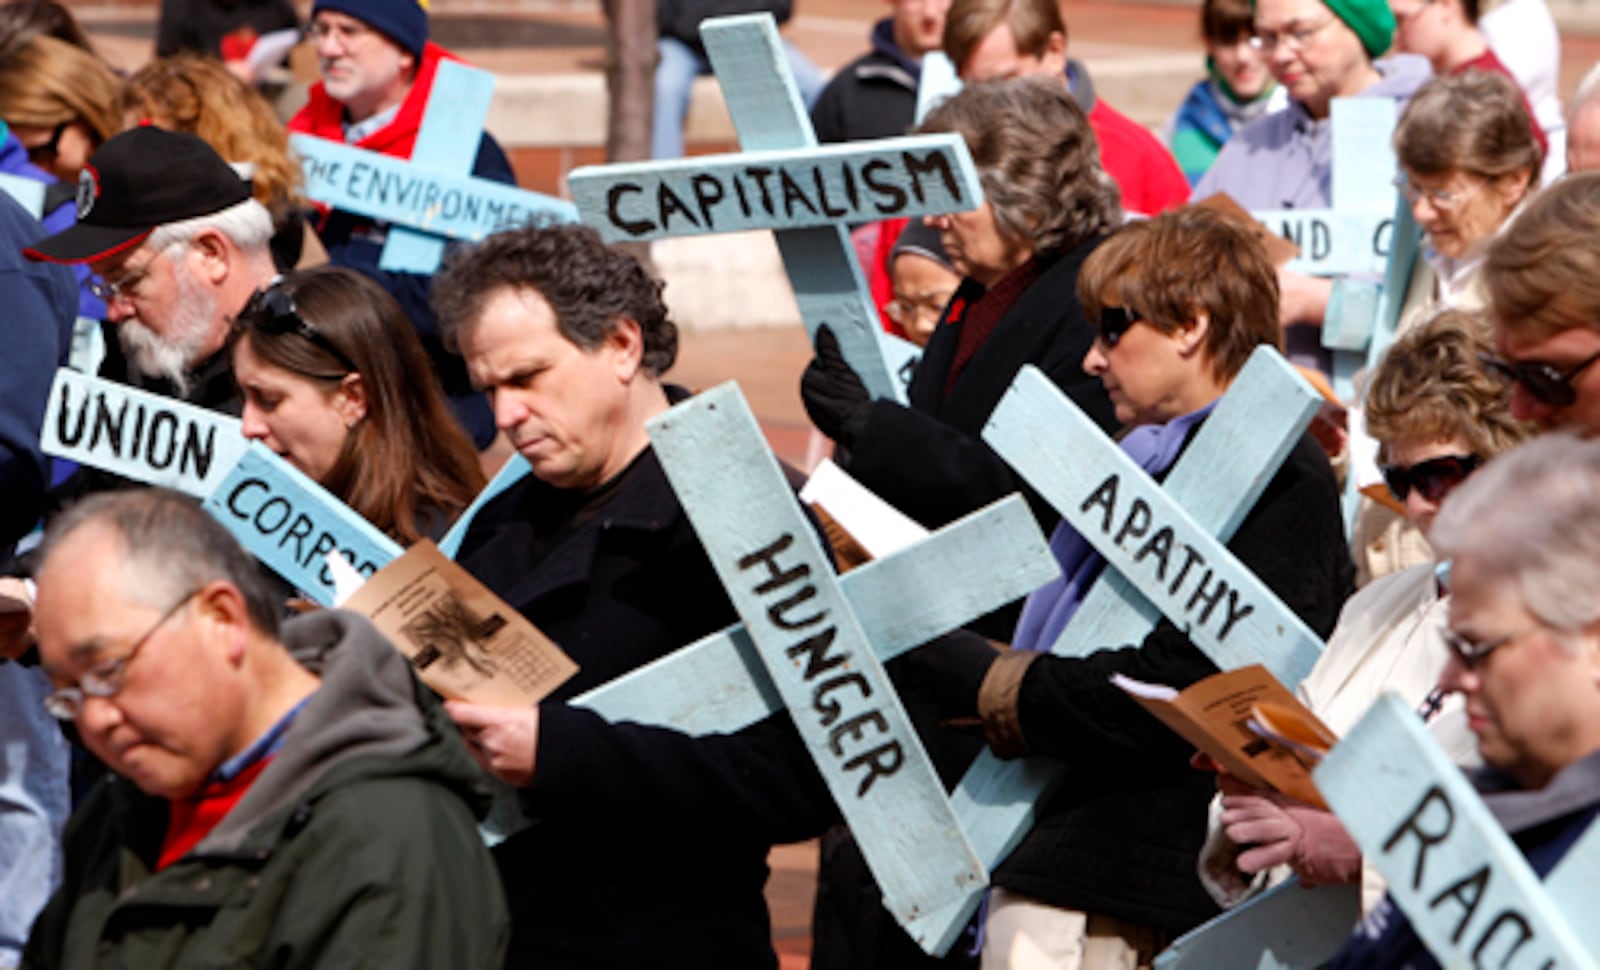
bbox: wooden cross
[1316,694,1600,968]
[565,14,982,404]
[291,61,579,270]
[904,349,1334,953]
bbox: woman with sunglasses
[231,266,485,544]
[0,35,120,185]
[1201,310,1531,917]
[1325,433,1600,970]
[903,206,1352,968]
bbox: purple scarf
[1010,401,1218,653]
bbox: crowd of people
[2,0,1600,969]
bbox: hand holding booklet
[1112,664,1337,809]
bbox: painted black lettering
[779,169,819,219]
[1429,864,1490,944]
[1374,218,1394,259]
[1134,526,1175,582]
[1114,498,1153,548]
[843,741,904,796]
[737,533,809,595]
[841,162,860,211]
[828,710,889,756]
[657,183,702,231]
[1217,588,1255,640]
[421,181,443,215]
[732,176,753,217]
[1309,219,1331,261]
[1185,570,1228,627]
[281,513,314,562]
[145,411,178,470]
[226,478,269,519]
[690,174,726,229]
[811,167,848,218]
[607,184,654,236]
[1472,910,1536,967]
[903,150,961,205]
[1081,475,1119,534]
[129,402,147,458]
[254,496,291,535]
[746,167,777,215]
[1169,544,1205,596]
[462,193,483,227]
[89,394,125,455]
[54,383,87,447]
[813,672,872,728]
[767,583,827,630]
[861,159,907,214]
[1382,784,1455,891]
[783,626,847,680]
[441,189,463,220]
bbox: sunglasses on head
[1479,349,1600,408]
[1380,453,1481,504]
[26,121,69,165]
[1096,306,1142,349]
[238,283,357,373]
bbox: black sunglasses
[1097,306,1142,349]
[238,284,358,373]
[1480,350,1600,407]
[1380,454,1481,503]
[26,121,69,164]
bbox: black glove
[801,325,873,446]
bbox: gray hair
[1431,434,1600,631]
[1569,61,1600,126]
[147,197,274,254]
[38,488,281,636]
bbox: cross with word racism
[291,60,580,271]
[901,349,1337,954]
[567,14,980,404]
[1317,694,1600,969]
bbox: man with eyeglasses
[18,487,509,968]
[288,0,516,453]
[1482,171,1600,435]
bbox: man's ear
[195,580,253,665]
[605,317,646,381]
[191,229,232,286]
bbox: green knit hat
[1321,0,1394,58]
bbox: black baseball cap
[25,126,253,265]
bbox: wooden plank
[698,14,903,403]
[0,172,45,217]
[1154,879,1361,970]
[437,454,532,559]
[379,59,498,272]
[293,134,579,244]
[1544,817,1600,954]
[1316,694,1598,969]
[574,493,1057,733]
[1329,99,1399,212]
[1252,209,1394,277]
[202,443,403,605]
[915,52,962,124]
[648,381,985,922]
[40,369,248,498]
[570,135,980,243]
[906,348,1326,952]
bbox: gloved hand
[1220,789,1363,887]
[801,325,872,447]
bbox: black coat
[456,446,835,970]
[810,20,919,145]
[844,237,1118,536]
[995,432,1353,934]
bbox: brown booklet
[1112,664,1336,809]
[343,540,578,707]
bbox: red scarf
[943,258,1044,396]
[287,41,460,159]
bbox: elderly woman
[1202,312,1531,914]
[910,206,1352,969]
[801,77,1120,562]
[1325,433,1600,969]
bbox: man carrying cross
[289,0,518,451]
[430,224,834,969]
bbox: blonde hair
[944,0,1066,73]
[118,54,305,214]
[1485,171,1600,343]
[0,34,120,141]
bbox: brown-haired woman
[0,34,121,183]
[907,204,1352,967]
[231,266,485,544]
[118,53,324,272]
[801,77,1121,603]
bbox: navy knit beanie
[314,0,428,59]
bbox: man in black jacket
[433,224,834,969]
[811,0,952,145]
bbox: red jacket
[1088,98,1191,217]
[289,41,459,158]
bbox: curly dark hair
[432,224,678,376]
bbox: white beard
[117,259,218,396]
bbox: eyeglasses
[1393,174,1486,214]
[1249,15,1335,52]
[1095,305,1142,349]
[1480,349,1600,407]
[886,292,953,327]
[307,18,375,47]
[1441,624,1539,670]
[25,121,69,165]
[42,589,200,721]
[238,283,358,373]
[88,254,160,303]
[1380,453,1481,503]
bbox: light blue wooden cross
[646,381,996,922]
[1317,694,1599,968]
[291,61,579,268]
[567,14,978,404]
[905,349,1333,954]
[1251,99,1399,279]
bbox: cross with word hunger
[566,14,982,403]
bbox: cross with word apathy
[1317,694,1600,969]
[902,349,1338,954]
[566,14,981,403]
[291,59,580,269]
